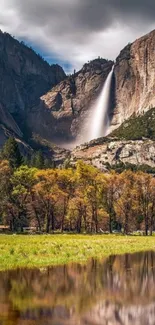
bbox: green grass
[0,234,155,271]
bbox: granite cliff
[0,30,65,147]
[0,30,113,151]
[111,29,155,130]
[33,29,155,144]
[31,58,113,144]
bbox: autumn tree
[34,170,65,233]
[7,166,37,231]
[149,177,155,235]
[75,161,101,233]
[68,195,87,233]
[100,172,118,233]
[136,172,153,236]
[114,171,139,234]
[56,168,75,232]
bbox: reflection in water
[0,251,155,324]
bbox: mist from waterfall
[62,66,114,149]
[80,66,114,144]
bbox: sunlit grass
[0,234,155,270]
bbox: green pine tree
[22,155,30,166]
[44,158,51,169]
[30,153,36,168]
[1,137,23,168]
[35,150,44,169]
[30,150,44,169]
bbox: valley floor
[0,234,155,271]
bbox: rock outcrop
[70,137,155,171]
[111,29,155,130]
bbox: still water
[0,251,155,325]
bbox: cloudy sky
[0,0,155,73]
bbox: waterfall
[86,65,114,142]
[65,66,114,149]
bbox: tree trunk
[61,215,65,233]
[124,213,129,235]
[10,220,13,232]
[94,207,98,234]
[61,200,67,233]
[109,215,112,234]
[150,214,153,236]
[33,207,42,231]
[46,213,50,233]
[150,205,155,236]
[31,192,42,231]
[10,212,16,232]
[51,210,55,232]
[145,214,149,236]
[77,211,82,233]
[83,206,87,232]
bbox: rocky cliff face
[34,29,155,145]
[0,31,65,145]
[0,31,65,115]
[31,59,113,143]
[70,137,155,171]
[0,31,113,150]
[111,29,155,130]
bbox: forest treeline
[0,138,155,235]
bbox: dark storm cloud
[0,0,155,70]
[13,0,155,31]
[79,0,155,29]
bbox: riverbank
[0,234,155,271]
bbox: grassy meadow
[0,234,155,271]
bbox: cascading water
[66,66,114,148]
[85,65,114,142]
